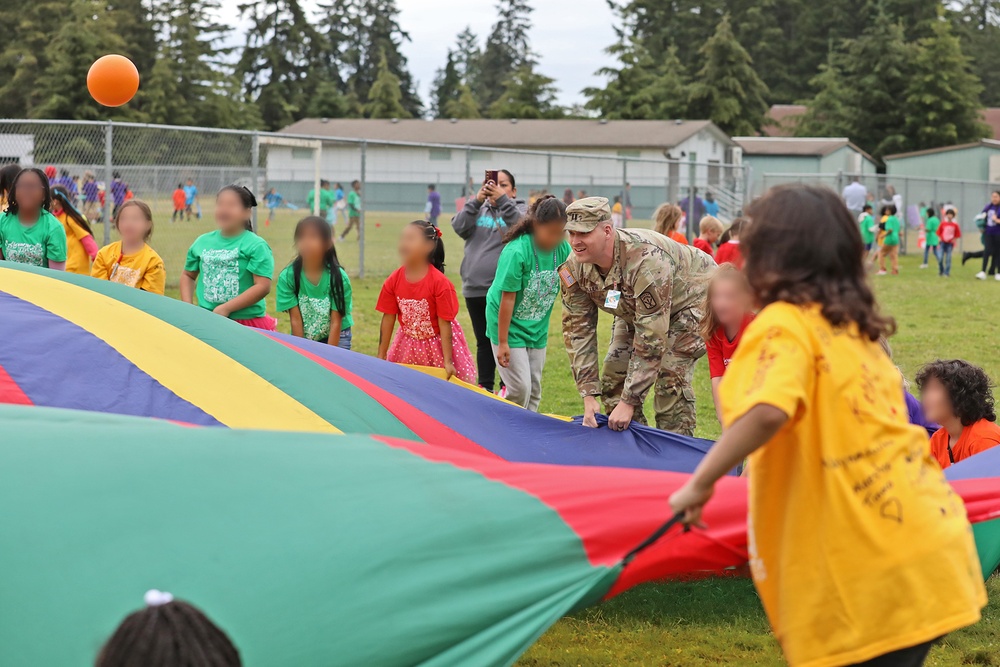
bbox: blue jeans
[940,243,954,275]
[923,243,940,265]
[338,327,352,351]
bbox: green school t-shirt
[0,210,67,267]
[275,263,354,342]
[184,230,275,320]
[859,213,875,245]
[347,190,361,217]
[486,234,571,349]
[883,215,901,246]
[925,216,940,246]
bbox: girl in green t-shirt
[276,216,354,349]
[877,204,901,276]
[486,195,570,411]
[922,206,941,271]
[0,167,67,270]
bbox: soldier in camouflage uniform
[560,197,716,435]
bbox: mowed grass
[146,206,998,665]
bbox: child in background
[181,185,276,330]
[693,215,723,258]
[701,263,754,426]
[172,183,186,222]
[183,178,199,221]
[334,182,349,228]
[670,185,986,667]
[96,589,241,667]
[91,200,165,294]
[277,216,353,349]
[0,167,66,269]
[264,187,284,227]
[82,171,101,222]
[50,185,97,275]
[877,204,901,275]
[653,203,688,244]
[487,195,570,411]
[921,206,941,270]
[611,196,624,228]
[938,209,961,277]
[917,359,1000,469]
[858,203,876,258]
[376,220,476,382]
[714,218,744,268]
[339,180,362,241]
[0,163,20,210]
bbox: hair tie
[435,227,443,239]
[144,589,174,607]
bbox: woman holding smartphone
[451,169,527,394]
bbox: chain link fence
[0,119,755,286]
[762,171,1000,254]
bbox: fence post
[359,140,367,279]
[902,179,910,255]
[464,145,471,196]
[836,170,844,198]
[960,181,966,254]
[621,159,628,228]
[312,142,322,216]
[686,154,697,241]
[546,153,552,194]
[932,178,938,211]
[250,130,260,232]
[103,120,113,245]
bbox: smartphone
[484,169,499,186]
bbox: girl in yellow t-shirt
[91,199,165,295]
[51,185,98,274]
[670,184,986,667]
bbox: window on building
[291,148,313,160]
[429,148,452,161]
[617,149,641,158]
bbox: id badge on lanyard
[604,284,621,310]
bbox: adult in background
[841,175,867,220]
[561,197,716,435]
[425,184,442,227]
[678,187,705,225]
[976,190,1000,280]
[562,188,574,206]
[452,168,526,393]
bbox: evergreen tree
[687,15,769,136]
[951,0,1000,106]
[366,50,410,118]
[431,50,462,118]
[236,0,320,130]
[904,16,989,149]
[444,83,481,119]
[0,0,65,117]
[453,26,482,94]
[307,80,354,119]
[584,42,689,120]
[478,0,535,110]
[34,0,141,121]
[794,53,853,138]
[108,0,158,79]
[488,65,561,119]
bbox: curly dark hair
[743,184,895,341]
[916,360,996,426]
[503,194,566,243]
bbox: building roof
[883,139,1000,161]
[280,118,732,150]
[733,136,874,163]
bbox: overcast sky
[216,0,618,108]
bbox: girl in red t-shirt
[714,218,745,268]
[376,220,476,383]
[701,263,755,425]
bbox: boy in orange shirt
[917,359,1000,468]
[172,183,186,222]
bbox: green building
[884,140,1000,182]
[734,137,878,196]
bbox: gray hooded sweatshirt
[451,194,527,298]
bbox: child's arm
[81,235,98,260]
[327,311,343,346]
[47,259,66,271]
[90,250,109,279]
[377,313,395,360]
[439,318,457,380]
[669,404,788,524]
[711,377,723,426]
[496,291,516,368]
[288,306,305,338]
[214,276,271,317]
[180,270,198,304]
[141,258,166,295]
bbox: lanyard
[532,245,557,273]
[110,251,124,280]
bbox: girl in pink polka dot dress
[376,220,476,383]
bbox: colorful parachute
[1,261,999,666]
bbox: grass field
[148,206,998,665]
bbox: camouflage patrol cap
[565,197,612,233]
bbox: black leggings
[986,235,1000,275]
[848,638,936,666]
[465,296,497,392]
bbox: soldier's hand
[582,396,600,428]
[608,402,635,432]
[496,342,511,368]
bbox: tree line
[1,1,998,162]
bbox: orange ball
[87,55,139,107]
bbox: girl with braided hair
[376,220,475,383]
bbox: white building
[272,119,740,216]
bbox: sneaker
[919,264,928,269]
[876,270,888,275]
[995,274,1000,282]
[496,386,508,399]
[977,271,987,280]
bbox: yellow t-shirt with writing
[91,241,166,295]
[720,302,985,667]
[57,211,92,275]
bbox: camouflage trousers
[601,308,706,436]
